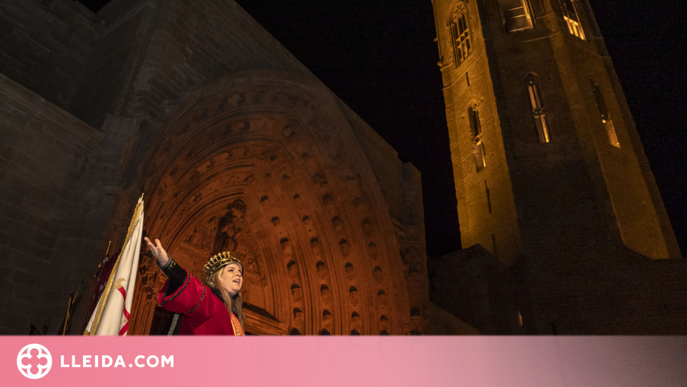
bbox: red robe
[158,268,244,335]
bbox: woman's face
[220,263,243,296]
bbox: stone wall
[433,0,522,265]
[432,0,686,333]
[69,3,152,129]
[424,302,479,335]
[0,0,444,334]
[0,0,96,111]
[0,73,102,334]
[429,244,519,334]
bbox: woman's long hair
[206,268,245,330]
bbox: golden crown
[204,251,241,281]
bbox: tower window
[525,74,550,143]
[560,0,586,40]
[498,0,534,33]
[468,107,486,171]
[485,180,492,213]
[449,2,472,66]
[591,80,620,147]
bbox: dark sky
[232,0,460,257]
[80,0,686,258]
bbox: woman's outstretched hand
[145,237,170,266]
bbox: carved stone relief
[213,199,246,254]
[128,254,162,335]
[135,77,419,335]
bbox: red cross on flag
[84,196,144,336]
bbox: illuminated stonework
[126,71,430,335]
[431,0,684,333]
[0,0,468,335]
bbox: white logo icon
[17,344,52,379]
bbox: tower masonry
[431,0,685,333]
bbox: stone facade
[3,0,682,336]
[431,0,686,333]
[429,245,519,334]
[0,0,476,335]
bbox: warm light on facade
[450,2,472,66]
[561,0,586,40]
[564,15,586,40]
[499,0,534,33]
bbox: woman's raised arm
[144,237,171,267]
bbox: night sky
[79,0,686,258]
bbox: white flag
[85,196,144,336]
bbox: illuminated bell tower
[431,0,681,333]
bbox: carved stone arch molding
[129,70,411,335]
[452,0,469,20]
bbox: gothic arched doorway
[128,71,413,335]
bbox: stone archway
[128,71,412,335]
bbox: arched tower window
[560,0,586,40]
[449,2,472,66]
[591,80,620,147]
[525,74,550,143]
[498,0,534,33]
[468,106,487,171]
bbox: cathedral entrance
[125,71,414,335]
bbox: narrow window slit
[525,73,550,143]
[591,80,620,147]
[468,106,487,171]
[485,180,492,213]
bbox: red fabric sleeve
[158,268,225,325]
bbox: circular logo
[17,344,52,380]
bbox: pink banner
[3,337,686,386]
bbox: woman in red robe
[145,237,245,335]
